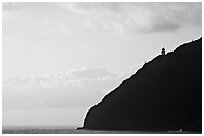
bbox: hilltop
[81,38,202,132]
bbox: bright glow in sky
[2,2,202,126]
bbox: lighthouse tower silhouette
[161,47,165,55]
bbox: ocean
[2,125,199,134]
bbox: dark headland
[79,38,202,133]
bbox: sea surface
[2,125,200,134]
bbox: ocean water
[2,125,199,134]
[2,125,136,134]
[2,126,137,134]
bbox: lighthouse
[161,47,165,55]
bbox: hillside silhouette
[81,38,202,132]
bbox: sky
[2,2,202,126]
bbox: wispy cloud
[58,2,201,34]
[3,67,139,110]
[41,19,72,37]
[2,2,19,11]
[56,21,72,35]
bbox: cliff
[82,38,202,132]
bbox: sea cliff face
[82,38,202,132]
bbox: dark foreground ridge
[81,38,202,133]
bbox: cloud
[56,21,72,35]
[41,19,72,37]
[3,67,138,110]
[144,18,180,33]
[2,2,19,11]
[58,2,201,34]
